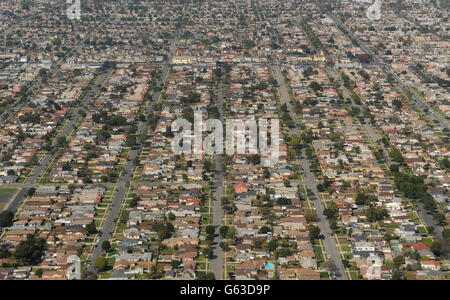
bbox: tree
[366,206,388,222]
[94,257,108,272]
[202,247,213,259]
[154,222,174,240]
[323,208,338,220]
[197,272,215,280]
[130,195,140,208]
[168,212,176,221]
[259,225,271,234]
[101,241,111,252]
[308,225,321,241]
[305,210,318,223]
[389,164,399,173]
[442,229,450,242]
[205,234,214,245]
[248,154,261,165]
[225,227,237,239]
[14,234,46,264]
[219,226,229,238]
[203,160,213,172]
[393,255,405,268]
[392,99,403,110]
[0,210,14,227]
[309,81,322,92]
[430,241,442,256]
[423,197,437,211]
[56,137,67,148]
[391,270,404,280]
[355,191,369,206]
[389,148,404,164]
[441,157,450,169]
[433,212,446,226]
[268,240,278,252]
[316,183,325,192]
[171,260,182,269]
[219,242,230,252]
[0,248,10,259]
[205,225,215,236]
[35,269,43,278]
[30,155,38,166]
[138,134,147,145]
[342,259,350,268]
[27,188,36,197]
[329,220,338,231]
[276,197,291,205]
[242,39,256,49]
[125,135,137,147]
[86,221,97,235]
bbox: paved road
[0,8,120,127]
[3,69,113,215]
[209,72,225,280]
[28,70,114,185]
[415,203,448,259]
[324,22,449,256]
[0,181,207,190]
[410,64,449,93]
[325,66,393,166]
[330,14,449,131]
[1,9,129,216]
[3,189,29,213]
[272,64,347,280]
[362,123,393,166]
[88,39,178,273]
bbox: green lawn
[0,188,17,194]
[349,271,362,280]
[341,246,351,252]
[422,238,433,247]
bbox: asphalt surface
[3,70,113,215]
[330,14,449,131]
[323,22,449,254]
[27,70,114,185]
[325,66,393,166]
[209,73,225,280]
[1,11,128,216]
[3,189,28,213]
[414,205,449,263]
[88,39,178,273]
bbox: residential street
[0,0,448,282]
[326,20,448,253]
[88,39,178,273]
[209,72,225,280]
[329,14,449,131]
[272,64,347,280]
[4,69,114,215]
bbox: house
[420,260,440,271]
[234,183,249,194]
